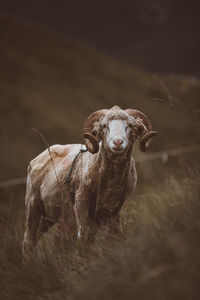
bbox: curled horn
[125,109,157,152]
[83,109,108,153]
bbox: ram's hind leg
[22,195,43,260]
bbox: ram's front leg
[54,200,76,251]
[108,215,122,235]
[74,190,92,243]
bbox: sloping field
[1,160,200,300]
[0,12,199,180]
[0,12,200,300]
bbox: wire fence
[0,144,199,189]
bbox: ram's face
[101,116,135,153]
[83,106,157,154]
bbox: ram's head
[83,106,157,154]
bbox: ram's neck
[74,145,135,191]
[91,145,136,215]
[96,145,134,183]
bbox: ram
[22,106,156,258]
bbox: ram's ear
[126,109,157,152]
[83,110,108,153]
[133,118,147,136]
[84,133,99,154]
[135,120,157,152]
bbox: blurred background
[0,1,200,299]
[0,0,199,181]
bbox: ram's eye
[102,124,107,129]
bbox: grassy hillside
[0,12,200,300]
[0,12,199,180]
[1,158,200,300]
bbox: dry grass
[0,158,200,300]
[0,11,200,300]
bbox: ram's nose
[113,138,123,146]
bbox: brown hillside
[0,12,199,180]
[0,13,200,300]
